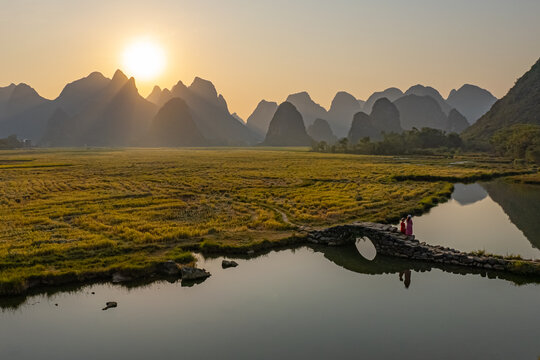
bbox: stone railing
[306,222,540,275]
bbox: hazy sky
[1,0,539,119]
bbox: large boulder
[159,260,181,275]
[262,102,313,146]
[222,260,239,268]
[181,266,211,281]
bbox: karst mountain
[0,70,501,147]
[463,57,540,143]
[261,102,312,146]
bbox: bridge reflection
[314,244,540,287]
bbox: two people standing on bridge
[398,216,414,289]
[400,215,414,236]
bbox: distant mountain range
[43,70,156,146]
[246,83,496,144]
[0,70,499,147]
[145,77,256,145]
[347,98,402,143]
[0,70,258,146]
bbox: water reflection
[317,244,540,286]
[1,247,539,360]
[3,246,539,312]
[399,270,412,289]
[355,237,377,260]
[482,181,540,250]
[410,181,540,259]
[451,183,487,205]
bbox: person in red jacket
[400,218,406,234]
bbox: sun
[122,39,166,80]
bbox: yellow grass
[0,148,528,291]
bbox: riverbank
[0,148,536,295]
[3,220,540,297]
[3,246,539,360]
[508,170,540,185]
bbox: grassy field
[509,171,540,184]
[0,148,531,293]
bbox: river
[1,181,539,359]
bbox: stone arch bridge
[305,222,540,275]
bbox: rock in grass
[112,272,132,283]
[102,301,117,311]
[160,260,180,275]
[222,260,238,268]
[180,267,211,281]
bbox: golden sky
[1,0,539,119]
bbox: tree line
[0,135,25,150]
[312,128,463,156]
[312,125,540,165]
[490,124,540,165]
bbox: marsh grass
[508,171,540,185]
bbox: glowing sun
[122,39,165,80]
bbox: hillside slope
[463,58,540,142]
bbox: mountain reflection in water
[482,181,540,250]
[410,181,540,259]
[451,183,487,206]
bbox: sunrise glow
[122,39,165,81]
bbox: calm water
[411,181,540,259]
[1,181,539,360]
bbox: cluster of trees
[312,128,463,155]
[491,124,540,165]
[0,135,24,150]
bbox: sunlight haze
[122,38,166,81]
[1,0,539,118]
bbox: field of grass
[508,171,540,184]
[0,148,531,294]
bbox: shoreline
[1,169,536,297]
[2,242,539,308]
[2,228,540,298]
